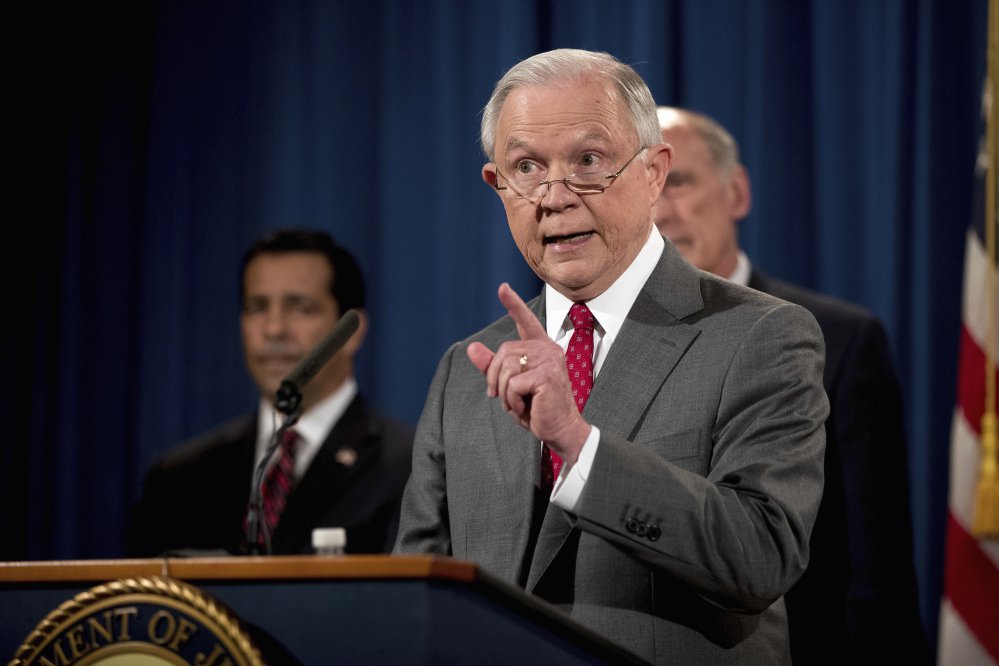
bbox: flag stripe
[938,599,994,665]
[957,325,999,438]
[949,409,999,568]
[944,513,999,662]
[941,154,998,666]
[949,411,981,537]
[960,227,999,355]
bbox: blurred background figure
[128,229,413,556]
[655,106,930,664]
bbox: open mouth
[544,231,593,245]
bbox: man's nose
[262,309,289,337]
[538,178,577,210]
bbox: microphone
[245,308,361,554]
[274,308,361,416]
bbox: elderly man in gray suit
[395,48,828,665]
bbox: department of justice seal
[8,576,263,666]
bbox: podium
[1,555,647,664]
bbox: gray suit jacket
[396,241,828,664]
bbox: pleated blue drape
[3,0,987,654]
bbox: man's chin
[257,360,298,378]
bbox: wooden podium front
[1,555,647,664]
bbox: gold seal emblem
[8,576,263,666]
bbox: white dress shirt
[728,250,751,286]
[253,377,358,483]
[547,227,666,511]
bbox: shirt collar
[255,377,358,472]
[727,250,752,286]
[545,226,665,343]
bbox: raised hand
[466,283,591,465]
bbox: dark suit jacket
[748,269,929,664]
[397,242,829,664]
[128,394,413,556]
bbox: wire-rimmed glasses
[492,148,645,202]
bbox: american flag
[937,10,999,662]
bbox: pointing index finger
[498,282,548,341]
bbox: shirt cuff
[551,425,600,512]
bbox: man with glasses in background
[396,49,828,664]
[655,106,929,664]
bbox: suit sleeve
[833,318,927,654]
[393,342,457,555]
[126,464,169,557]
[570,302,828,613]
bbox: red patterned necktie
[543,302,595,488]
[259,428,299,539]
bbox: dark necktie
[542,302,595,488]
[260,428,299,538]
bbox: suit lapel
[585,291,701,439]
[486,294,547,495]
[225,417,260,553]
[525,502,574,592]
[489,401,543,498]
[485,400,546,584]
[479,295,553,584]
[271,396,377,553]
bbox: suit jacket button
[626,518,639,534]
[647,525,661,541]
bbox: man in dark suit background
[128,229,413,556]
[654,106,929,663]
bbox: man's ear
[728,165,752,220]
[645,143,672,205]
[342,308,368,357]
[482,163,501,192]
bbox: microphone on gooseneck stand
[244,309,362,555]
[245,416,295,556]
[275,309,361,416]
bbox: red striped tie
[260,428,299,538]
[543,303,595,488]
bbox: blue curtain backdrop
[4,0,987,654]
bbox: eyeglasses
[492,148,645,202]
